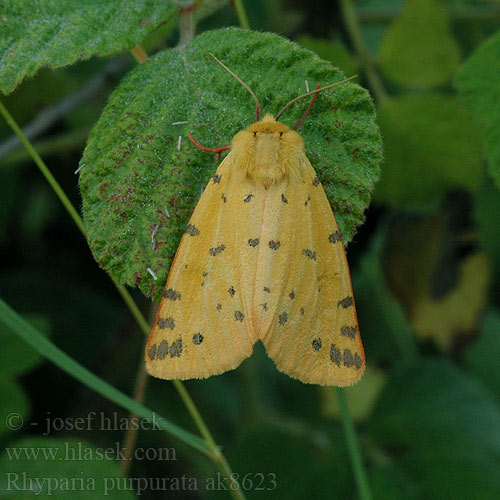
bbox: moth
[146,57,365,386]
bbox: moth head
[231,115,305,186]
[245,114,304,151]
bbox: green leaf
[0,314,51,376]
[0,376,29,438]
[368,359,500,458]
[378,0,460,88]
[79,27,382,300]
[0,438,136,499]
[375,94,483,208]
[465,310,500,400]
[0,0,177,94]
[456,29,500,186]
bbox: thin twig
[1,128,89,168]
[177,3,197,49]
[0,59,126,162]
[120,359,149,476]
[0,100,86,234]
[339,0,388,103]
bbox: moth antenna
[187,132,231,162]
[293,84,320,130]
[209,52,263,120]
[275,75,357,121]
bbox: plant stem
[120,359,149,476]
[336,388,373,500]
[0,100,86,235]
[339,0,388,104]
[233,0,250,29]
[0,99,246,499]
[177,4,197,49]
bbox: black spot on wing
[164,288,181,301]
[216,303,222,312]
[279,312,288,325]
[261,303,268,311]
[157,340,170,360]
[312,176,320,186]
[248,238,259,247]
[147,344,157,360]
[170,339,183,358]
[193,333,203,345]
[340,326,358,339]
[303,248,316,260]
[329,231,343,244]
[289,290,295,300]
[264,287,271,293]
[343,349,354,367]
[354,353,363,370]
[209,244,226,256]
[235,310,244,322]
[281,193,288,204]
[158,317,175,330]
[305,194,311,206]
[338,296,354,309]
[213,174,221,184]
[312,338,322,351]
[185,224,200,236]
[330,344,341,366]
[244,193,254,202]
[300,307,305,315]
[221,193,227,203]
[269,240,281,250]
[228,286,235,297]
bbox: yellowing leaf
[411,252,490,350]
[321,366,386,421]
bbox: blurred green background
[1,0,500,499]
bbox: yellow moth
[146,59,365,386]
